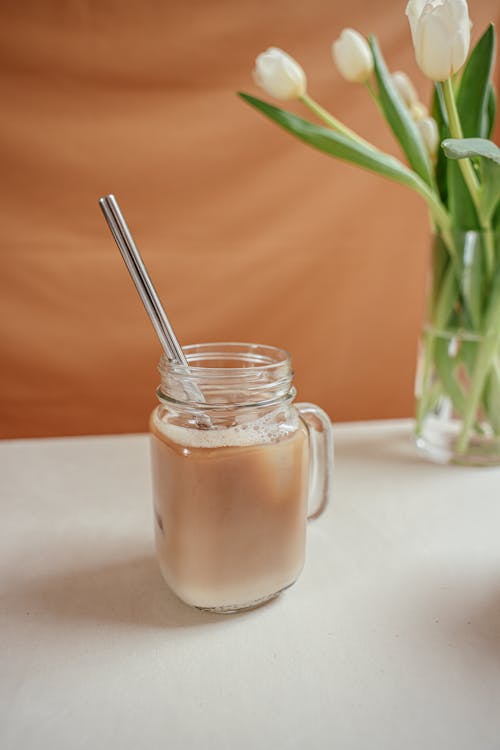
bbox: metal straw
[98,194,208,410]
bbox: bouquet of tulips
[240,0,500,463]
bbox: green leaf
[459,340,479,380]
[431,85,450,205]
[459,231,484,329]
[493,202,500,231]
[481,160,500,221]
[444,25,496,231]
[485,364,500,434]
[431,261,459,330]
[369,36,434,187]
[430,234,450,313]
[443,138,500,220]
[434,337,466,414]
[446,159,479,230]
[442,137,500,164]
[483,85,497,139]
[238,93,421,188]
[457,24,496,139]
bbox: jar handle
[296,403,334,520]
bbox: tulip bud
[417,116,439,158]
[391,71,419,109]
[405,0,471,81]
[332,28,374,83]
[410,101,429,121]
[253,47,306,101]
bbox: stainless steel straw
[98,194,208,410]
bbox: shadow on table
[4,554,265,630]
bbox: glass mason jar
[415,229,500,466]
[150,342,334,613]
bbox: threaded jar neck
[157,342,295,411]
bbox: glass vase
[415,229,500,466]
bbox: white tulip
[332,28,374,83]
[253,47,306,101]
[405,0,471,81]
[410,101,429,121]
[417,116,439,157]
[391,71,419,108]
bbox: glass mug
[149,343,334,613]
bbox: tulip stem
[440,79,481,206]
[410,179,454,252]
[302,89,454,251]
[300,93,373,149]
[365,80,384,113]
[365,80,378,101]
[301,91,455,263]
[440,78,495,277]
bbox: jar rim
[159,342,292,377]
[157,342,294,410]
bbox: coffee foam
[152,410,297,449]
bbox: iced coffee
[151,411,309,611]
[149,343,333,613]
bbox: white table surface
[1,419,500,750]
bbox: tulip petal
[332,28,373,83]
[408,0,471,81]
[391,71,419,108]
[417,10,454,80]
[253,48,306,101]
[451,28,470,74]
[417,116,439,157]
[405,0,428,45]
[447,0,470,28]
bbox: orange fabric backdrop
[0,0,497,438]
